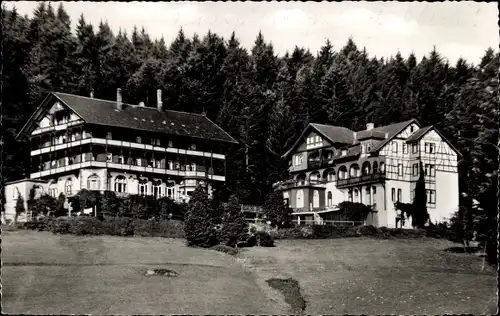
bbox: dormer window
[341,149,347,156]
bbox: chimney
[157,89,163,112]
[116,88,123,110]
[366,123,374,131]
[90,90,94,99]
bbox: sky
[5,1,499,65]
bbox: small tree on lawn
[14,193,26,224]
[449,205,474,252]
[184,185,218,248]
[411,162,430,228]
[263,190,292,228]
[220,195,247,247]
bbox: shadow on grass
[444,246,481,253]
[266,278,306,314]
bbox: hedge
[18,216,185,238]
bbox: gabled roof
[405,126,434,142]
[282,123,354,158]
[17,92,238,144]
[369,119,419,153]
[405,125,462,157]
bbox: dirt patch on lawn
[266,278,306,314]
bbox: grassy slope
[236,237,498,315]
[2,230,286,315]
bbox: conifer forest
[1,3,498,249]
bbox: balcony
[336,173,385,189]
[275,179,327,190]
[30,137,226,160]
[307,160,334,170]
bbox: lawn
[236,237,498,315]
[1,230,287,315]
[2,229,497,315]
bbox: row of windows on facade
[39,130,198,151]
[391,141,436,154]
[47,176,192,198]
[293,186,378,209]
[389,187,436,204]
[39,154,204,171]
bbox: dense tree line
[2,4,498,258]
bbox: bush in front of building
[255,231,275,247]
[263,191,293,229]
[134,218,185,238]
[337,201,372,222]
[219,195,247,247]
[184,185,218,248]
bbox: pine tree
[184,185,218,248]
[220,195,247,247]
[263,190,292,228]
[14,193,26,224]
[411,162,429,228]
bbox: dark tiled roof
[355,129,387,141]
[310,123,355,145]
[369,119,418,153]
[405,126,433,142]
[53,93,237,144]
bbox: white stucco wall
[3,180,48,223]
[433,171,459,224]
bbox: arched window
[138,179,148,196]
[328,170,336,182]
[87,174,100,190]
[327,191,333,206]
[397,189,402,202]
[153,180,162,199]
[354,189,359,202]
[373,161,379,174]
[313,190,319,208]
[296,190,304,208]
[348,189,353,202]
[349,164,360,178]
[49,183,58,197]
[114,176,127,193]
[362,161,371,175]
[65,179,72,195]
[338,166,347,180]
[379,162,385,174]
[309,172,320,183]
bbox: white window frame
[398,164,403,176]
[413,163,419,176]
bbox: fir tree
[411,162,429,228]
[220,195,247,247]
[184,185,218,248]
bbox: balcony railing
[275,179,327,190]
[307,160,334,170]
[31,137,225,160]
[336,173,385,188]
[30,161,225,182]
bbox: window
[397,189,402,202]
[392,141,398,153]
[118,156,125,164]
[313,190,319,208]
[373,162,378,174]
[65,179,72,195]
[49,183,58,197]
[379,162,385,174]
[153,182,162,199]
[354,189,359,202]
[296,190,304,208]
[425,164,436,177]
[168,141,173,147]
[391,188,396,202]
[398,164,403,176]
[167,160,173,170]
[413,163,419,176]
[410,125,414,133]
[327,191,333,206]
[429,143,435,153]
[87,174,100,190]
[106,132,112,140]
[327,171,335,182]
[167,188,173,198]
[365,187,371,205]
[113,176,126,193]
[136,136,142,143]
[106,153,112,163]
[412,143,418,153]
[139,180,147,196]
[426,190,436,204]
[136,158,142,167]
[294,154,303,166]
[348,190,353,202]
[190,163,196,171]
[315,136,320,143]
[403,143,407,154]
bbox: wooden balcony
[336,173,385,189]
[275,179,327,190]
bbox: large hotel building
[4,89,237,221]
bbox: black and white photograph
[1,1,498,314]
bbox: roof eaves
[369,119,419,153]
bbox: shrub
[338,201,372,222]
[263,191,293,228]
[272,226,314,240]
[103,217,135,236]
[184,185,218,248]
[220,195,247,247]
[255,231,275,247]
[134,219,185,238]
